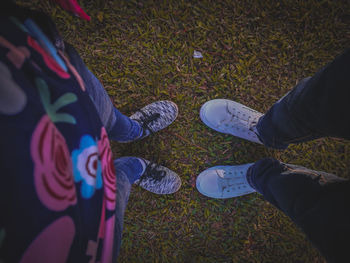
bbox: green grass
[19,0,350,262]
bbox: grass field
[20,0,350,262]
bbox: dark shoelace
[139,162,166,183]
[135,109,165,184]
[137,109,161,135]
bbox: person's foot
[130,101,178,141]
[200,99,263,144]
[196,164,256,198]
[134,159,182,194]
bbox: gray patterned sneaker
[134,159,181,194]
[130,101,178,140]
[200,99,263,144]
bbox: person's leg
[200,49,350,149]
[257,49,350,149]
[64,43,179,143]
[113,156,181,260]
[246,158,350,262]
[64,43,142,142]
[113,157,143,260]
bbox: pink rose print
[20,216,75,263]
[98,127,116,211]
[27,36,70,79]
[31,115,77,211]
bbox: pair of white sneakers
[196,99,264,199]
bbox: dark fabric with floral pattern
[0,14,117,263]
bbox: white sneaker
[196,164,256,199]
[200,99,263,144]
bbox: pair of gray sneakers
[122,101,181,195]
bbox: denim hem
[246,166,257,191]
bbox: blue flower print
[72,135,102,199]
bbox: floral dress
[0,15,117,263]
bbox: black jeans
[247,49,350,263]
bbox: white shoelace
[216,102,261,132]
[216,169,255,197]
